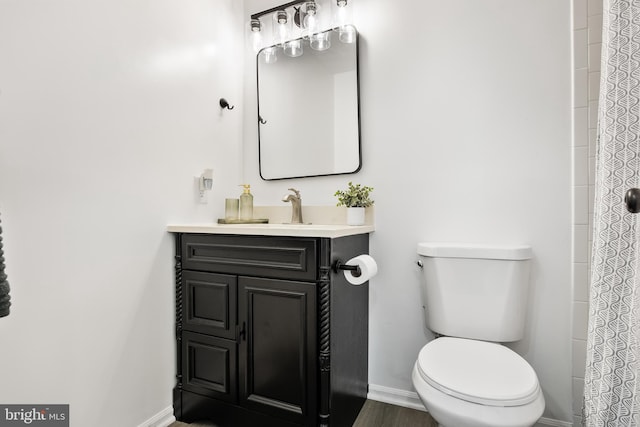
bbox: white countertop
[167,223,374,238]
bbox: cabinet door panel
[182,331,237,404]
[238,277,317,426]
[183,271,237,339]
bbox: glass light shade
[332,0,354,42]
[272,10,291,46]
[284,39,303,57]
[248,19,263,53]
[333,1,348,26]
[310,31,331,51]
[261,47,278,64]
[302,2,318,38]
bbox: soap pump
[239,184,254,220]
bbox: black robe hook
[219,98,234,110]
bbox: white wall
[243,0,573,423]
[0,1,244,426]
[0,0,574,425]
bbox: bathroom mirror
[257,27,361,180]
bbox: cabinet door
[238,277,317,426]
[183,271,237,339]
[182,331,237,403]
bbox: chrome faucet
[282,188,303,224]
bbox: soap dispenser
[239,184,254,220]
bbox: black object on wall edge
[0,215,10,318]
[625,188,640,213]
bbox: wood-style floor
[352,400,437,427]
[168,399,437,427]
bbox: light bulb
[332,0,354,42]
[335,3,347,25]
[249,19,262,52]
[303,14,317,34]
[303,1,318,38]
[272,10,291,46]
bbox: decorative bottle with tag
[239,184,254,220]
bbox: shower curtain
[583,0,640,425]
[0,214,10,317]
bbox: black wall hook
[219,98,234,110]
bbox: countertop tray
[217,218,269,224]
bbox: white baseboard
[136,406,176,427]
[135,393,571,427]
[368,384,573,427]
[367,383,427,412]
[535,417,573,427]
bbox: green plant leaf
[334,181,374,207]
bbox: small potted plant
[334,182,374,226]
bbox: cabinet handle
[626,188,640,213]
[239,321,246,341]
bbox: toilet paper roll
[343,254,378,285]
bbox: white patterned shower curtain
[583,1,640,425]
[0,214,9,318]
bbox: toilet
[411,243,545,427]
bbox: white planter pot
[346,207,366,226]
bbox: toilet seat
[416,337,540,407]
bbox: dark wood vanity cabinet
[172,233,369,427]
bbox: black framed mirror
[257,26,361,180]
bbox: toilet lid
[416,337,540,407]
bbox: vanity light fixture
[248,0,355,61]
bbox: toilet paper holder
[333,260,362,278]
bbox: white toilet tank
[417,243,533,342]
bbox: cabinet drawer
[183,271,237,339]
[182,234,317,281]
[182,331,237,404]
